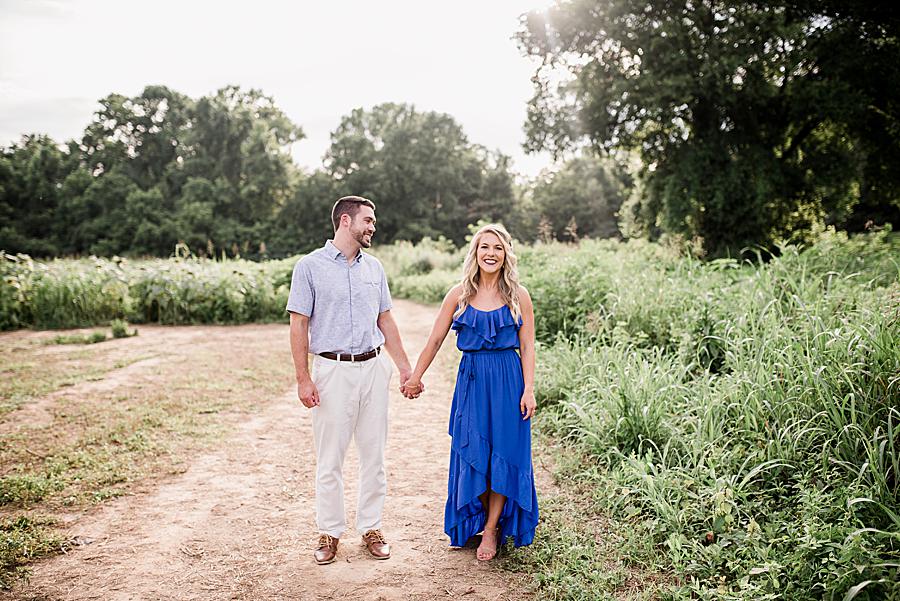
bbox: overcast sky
[0,0,556,177]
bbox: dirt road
[6,299,538,601]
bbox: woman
[402,224,538,561]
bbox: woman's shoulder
[517,284,531,302]
[444,283,464,302]
[441,283,465,311]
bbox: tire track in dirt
[5,299,536,601]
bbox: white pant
[311,351,391,538]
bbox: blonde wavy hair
[454,224,521,322]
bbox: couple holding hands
[287,196,538,566]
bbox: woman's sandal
[476,527,499,561]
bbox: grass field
[0,324,294,587]
[2,229,898,598]
[383,230,900,600]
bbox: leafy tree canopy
[323,103,517,245]
[518,0,900,255]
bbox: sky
[0,0,557,177]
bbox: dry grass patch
[0,323,294,587]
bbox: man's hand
[298,377,319,408]
[398,366,412,389]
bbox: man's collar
[324,239,363,262]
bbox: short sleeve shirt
[286,240,392,355]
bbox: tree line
[1,1,897,259]
[0,85,627,259]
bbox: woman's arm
[404,284,462,394]
[518,286,537,419]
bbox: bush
[530,231,900,600]
[0,254,297,330]
[109,319,136,339]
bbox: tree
[78,86,193,190]
[324,103,517,245]
[184,86,303,225]
[52,85,305,257]
[531,154,628,241]
[518,1,900,254]
[0,135,78,256]
[266,170,340,257]
[57,170,138,255]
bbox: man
[287,195,419,565]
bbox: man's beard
[352,228,372,248]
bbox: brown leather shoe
[314,533,339,565]
[361,529,391,560]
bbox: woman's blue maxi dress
[444,304,539,548]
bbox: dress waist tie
[455,349,518,450]
[455,353,477,449]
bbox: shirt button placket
[346,259,354,355]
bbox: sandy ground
[4,299,543,601]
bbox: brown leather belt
[318,347,382,362]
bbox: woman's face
[476,232,506,275]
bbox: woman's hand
[520,388,536,420]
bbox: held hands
[401,373,425,399]
[297,377,320,408]
[520,388,536,420]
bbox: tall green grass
[529,229,900,600]
[0,236,461,329]
[375,237,463,303]
[0,253,294,329]
[355,228,899,598]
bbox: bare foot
[477,527,499,561]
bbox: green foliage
[0,90,535,258]
[0,135,74,257]
[0,516,63,589]
[0,251,295,329]
[389,269,459,305]
[0,253,32,330]
[126,257,291,325]
[502,443,668,600]
[1,85,305,259]
[374,237,464,304]
[109,319,136,339]
[526,231,900,599]
[531,154,629,241]
[518,1,900,255]
[48,331,107,345]
[0,474,61,506]
[323,103,519,245]
[501,494,641,600]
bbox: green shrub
[0,474,61,506]
[0,254,297,330]
[47,331,107,345]
[530,231,900,600]
[109,319,136,339]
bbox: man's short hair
[331,196,376,231]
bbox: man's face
[349,206,377,248]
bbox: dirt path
[6,300,540,601]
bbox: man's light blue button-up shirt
[286,240,392,355]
